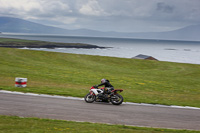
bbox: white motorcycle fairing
[90,88,104,95]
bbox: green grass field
[0,47,200,107]
[0,115,199,133]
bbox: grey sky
[0,0,200,32]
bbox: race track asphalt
[0,92,200,130]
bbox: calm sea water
[1,34,200,64]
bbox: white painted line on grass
[0,90,199,110]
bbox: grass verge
[0,115,199,133]
[0,47,200,107]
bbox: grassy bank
[0,115,198,133]
[0,47,200,107]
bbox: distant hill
[129,24,200,41]
[0,16,200,41]
[159,24,200,41]
[0,17,71,34]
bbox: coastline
[1,35,200,65]
[0,44,107,49]
[0,37,108,49]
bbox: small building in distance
[132,54,158,61]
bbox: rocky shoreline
[0,43,107,49]
[0,38,109,49]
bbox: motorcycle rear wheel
[84,93,96,103]
[110,94,123,105]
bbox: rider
[94,79,114,94]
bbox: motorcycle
[84,86,124,105]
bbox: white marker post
[15,78,27,87]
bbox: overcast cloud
[0,0,200,32]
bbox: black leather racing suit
[97,80,114,94]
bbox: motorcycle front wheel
[84,93,96,103]
[110,94,123,105]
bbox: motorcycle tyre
[110,94,123,105]
[84,93,96,103]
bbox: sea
[1,33,200,65]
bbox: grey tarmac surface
[0,92,200,130]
